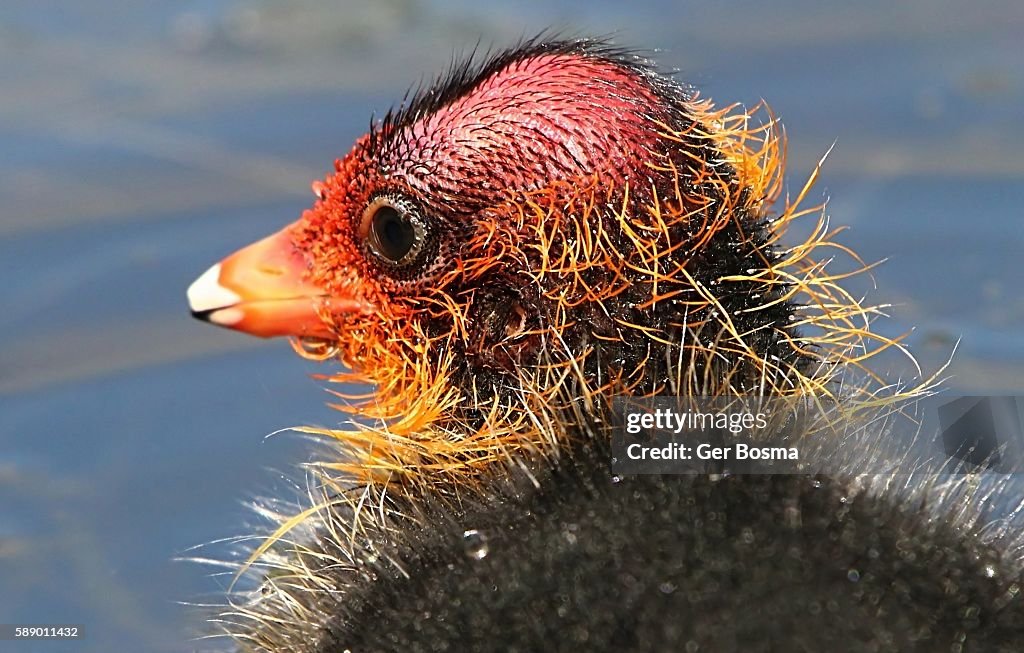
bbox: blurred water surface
[1,1,1022,651]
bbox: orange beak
[187,223,370,339]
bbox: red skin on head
[298,52,681,297]
[384,53,672,213]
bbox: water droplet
[741,527,755,544]
[847,569,860,582]
[463,529,489,560]
[291,337,339,361]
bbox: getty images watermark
[611,395,1024,475]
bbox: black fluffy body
[316,440,1024,652]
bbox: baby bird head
[188,38,870,483]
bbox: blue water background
[1,1,1022,650]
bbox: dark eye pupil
[371,205,416,262]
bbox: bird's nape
[184,36,1024,653]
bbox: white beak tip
[187,263,242,313]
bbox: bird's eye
[361,196,427,267]
[370,205,415,261]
